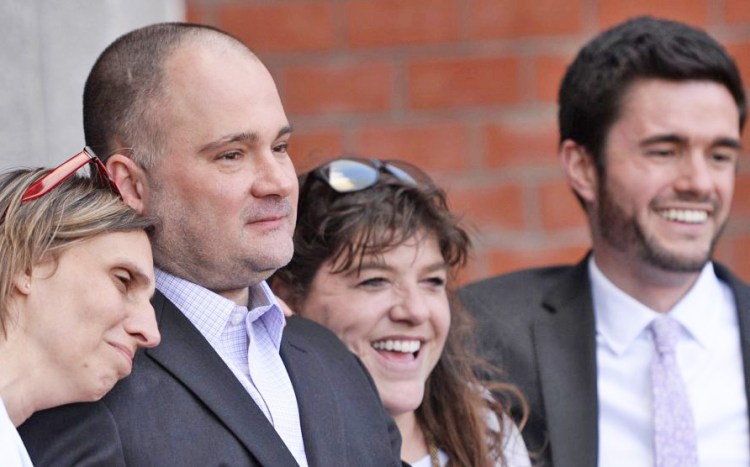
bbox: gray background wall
[0,0,184,170]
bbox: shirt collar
[669,262,725,349]
[155,268,286,350]
[589,257,721,355]
[248,281,286,349]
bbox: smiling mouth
[657,208,709,224]
[371,339,421,358]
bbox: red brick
[407,57,521,110]
[217,3,336,53]
[483,119,558,169]
[487,244,589,276]
[731,172,750,216]
[535,53,572,103]
[598,0,709,29]
[456,256,486,286]
[186,4,206,24]
[290,128,345,173]
[446,184,525,230]
[725,0,750,24]
[354,123,469,173]
[715,232,750,283]
[469,0,584,39]
[345,0,460,47]
[282,62,394,114]
[725,42,750,91]
[742,121,750,152]
[539,179,589,230]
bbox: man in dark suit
[19,23,402,466]
[461,17,749,467]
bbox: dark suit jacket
[459,257,750,467]
[19,291,402,466]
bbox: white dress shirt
[0,397,32,467]
[591,258,749,467]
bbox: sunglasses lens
[385,159,436,188]
[324,159,379,193]
[384,163,417,186]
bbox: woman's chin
[79,374,119,403]
[381,386,426,419]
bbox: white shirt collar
[590,257,722,355]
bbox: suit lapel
[146,292,299,467]
[715,264,750,435]
[533,259,598,467]
[280,318,345,467]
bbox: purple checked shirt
[155,269,308,466]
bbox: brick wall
[187,0,750,283]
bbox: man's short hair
[558,16,746,170]
[83,22,251,168]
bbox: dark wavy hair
[272,159,527,466]
[559,16,746,185]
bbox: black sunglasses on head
[304,158,433,194]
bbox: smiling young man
[460,16,749,467]
[17,23,402,467]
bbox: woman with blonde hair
[0,149,160,465]
[273,157,530,467]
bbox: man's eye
[218,151,242,161]
[710,151,737,164]
[273,143,289,154]
[647,148,677,157]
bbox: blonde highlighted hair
[0,168,155,335]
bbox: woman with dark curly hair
[272,157,530,467]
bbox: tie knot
[651,316,681,354]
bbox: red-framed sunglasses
[21,147,121,202]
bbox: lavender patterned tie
[650,316,699,467]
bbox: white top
[591,258,750,467]
[0,397,33,467]
[410,416,530,467]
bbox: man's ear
[107,154,147,214]
[560,140,598,205]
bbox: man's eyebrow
[199,132,258,153]
[278,125,294,139]
[639,133,742,150]
[639,134,688,147]
[712,137,743,149]
[197,125,294,153]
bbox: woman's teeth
[372,339,421,353]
